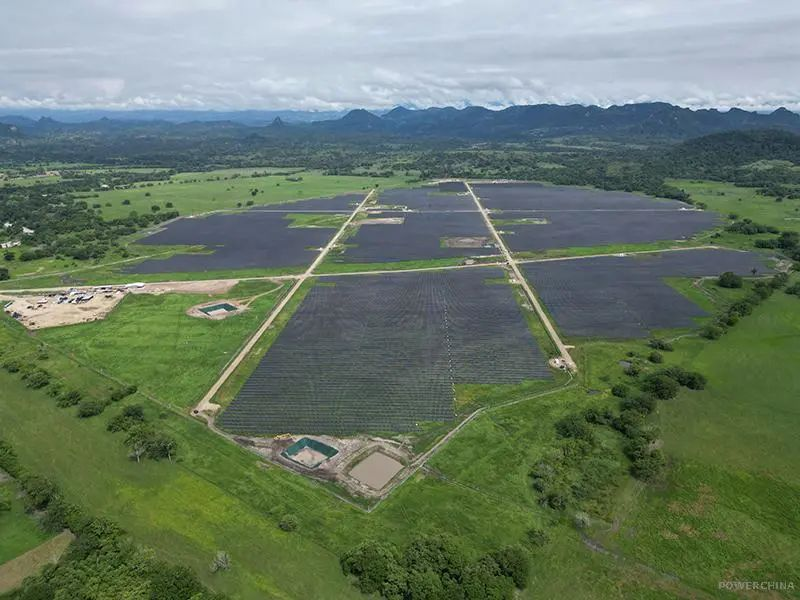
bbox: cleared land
[219,268,551,435]
[521,248,773,339]
[0,531,74,595]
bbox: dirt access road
[465,181,577,371]
[193,188,377,417]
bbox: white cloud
[0,0,798,112]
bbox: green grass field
[94,169,411,220]
[670,179,800,234]
[37,281,288,410]
[0,480,52,566]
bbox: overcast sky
[1,0,798,112]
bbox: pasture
[38,280,287,410]
[94,170,410,220]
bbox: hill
[661,129,800,177]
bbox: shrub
[700,324,724,340]
[624,363,641,377]
[648,338,673,351]
[717,271,743,288]
[630,450,666,481]
[555,414,593,441]
[2,359,22,373]
[641,373,679,400]
[56,389,82,408]
[490,545,530,589]
[786,282,800,297]
[77,399,108,418]
[209,550,231,573]
[0,267,9,281]
[110,384,138,402]
[279,514,298,532]
[621,394,657,415]
[648,351,664,364]
[21,368,51,389]
[611,384,628,398]
[524,528,549,548]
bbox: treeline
[0,440,224,600]
[341,535,530,600]
[0,348,177,464]
[725,217,800,261]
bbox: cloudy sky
[1,0,798,112]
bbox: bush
[555,414,593,441]
[110,384,138,402]
[630,450,666,481]
[648,338,673,351]
[0,267,9,281]
[77,399,108,418]
[641,373,679,400]
[21,368,51,389]
[611,384,628,398]
[524,528,549,548]
[700,324,724,340]
[621,394,657,415]
[718,271,743,288]
[490,545,530,589]
[107,404,146,432]
[648,351,664,364]
[786,282,800,297]
[278,514,298,532]
[56,389,82,408]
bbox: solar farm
[192,183,779,449]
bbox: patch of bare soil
[359,217,405,225]
[2,289,126,330]
[129,279,238,295]
[441,236,493,248]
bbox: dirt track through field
[465,182,577,371]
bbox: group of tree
[1,348,177,464]
[341,534,530,600]
[0,439,224,600]
[701,272,790,339]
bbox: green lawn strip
[283,213,349,229]
[37,281,287,410]
[0,481,52,565]
[512,239,714,261]
[94,170,412,220]
[316,256,490,274]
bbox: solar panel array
[218,268,551,435]
[130,194,359,273]
[522,249,773,339]
[342,211,497,263]
[472,183,719,253]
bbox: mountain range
[2,102,799,141]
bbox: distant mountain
[316,103,800,140]
[2,102,799,141]
[0,108,347,126]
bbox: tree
[76,399,107,418]
[648,351,664,364]
[490,545,530,589]
[125,424,155,463]
[148,562,204,600]
[641,373,679,400]
[341,540,402,595]
[0,267,9,281]
[717,271,743,288]
[611,384,628,398]
[146,432,177,462]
